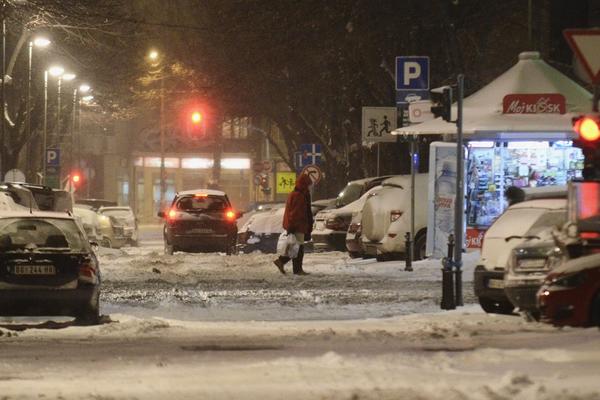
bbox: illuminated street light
[62,72,76,81]
[148,50,159,62]
[33,37,51,48]
[48,65,64,77]
[81,95,94,103]
[79,84,91,93]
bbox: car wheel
[165,243,174,255]
[590,293,600,326]
[348,251,361,259]
[414,234,427,261]
[478,297,515,315]
[75,292,100,326]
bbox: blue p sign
[46,149,60,167]
[395,56,430,91]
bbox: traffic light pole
[453,74,465,307]
[159,74,166,210]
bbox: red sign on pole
[502,93,566,114]
[564,29,600,84]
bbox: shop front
[394,52,593,258]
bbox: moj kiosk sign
[502,93,566,114]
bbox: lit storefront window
[221,158,250,169]
[144,157,180,168]
[133,157,144,167]
[181,158,213,169]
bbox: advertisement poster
[426,142,458,259]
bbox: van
[361,174,429,261]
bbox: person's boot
[292,247,308,275]
[273,258,286,274]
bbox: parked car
[361,174,429,261]
[158,189,242,255]
[98,206,139,246]
[538,252,600,327]
[237,202,284,230]
[0,182,73,212]
[75,198,117,211]
[73,205,127,248]
[504,232,565,320]
[0,211,101,324]
[0,190,30,212]
[345,186,385,258]
[238,206,285,253]
[313,186,383,253]
[311,198,336,215]
[335,176,392,208]
[474,198,566,315]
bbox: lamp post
[72,83,90,171]
[27,37,50,180]
[147,49,166,210]
[44,65,64,184]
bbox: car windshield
[0,218,89,253]
[336,184,363,208]
[176,195,228,212]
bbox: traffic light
[573,114,600,179]
[186,110,205,137]
[430,86,453,122]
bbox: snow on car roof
[508,198,566,210]
[0,210,75,219]
[330,185,384,215]
[177,189,226,196]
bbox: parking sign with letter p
[395,56,430,91]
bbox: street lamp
[42,65,65,185]
[72,83,91,172]
[147,49,166,210]
[26,36,51,181]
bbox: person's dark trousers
[277,244,305,274]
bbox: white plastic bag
[276,232,300,258]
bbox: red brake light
[194,193,208,197]
[168,209,177,219]
[225,210,236,221]
[580,231,600,239]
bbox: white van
[361,174,429,261]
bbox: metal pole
[1,5,5,177]
[77,98,81,169]
[26,41,32,179]
[42,70,48,184]
[159,73,165,209]
[454,74,465,307]
[376,142,380,176]
[56,76,61,144]
[528,0,533,50]
[71,88,77,170]
[410,135,416,261]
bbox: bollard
[455,261,463,306]
[441,234,456,310]
[404,232,413,271]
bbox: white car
[237,206,286,253]
[313,186,383,252]
[474,198,566,315]
[98,206,139,246]
[360,174,429,261]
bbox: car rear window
[336,184,363,208]
[175,195,228,212]
[0,218,89,252]
[485,208,557,238]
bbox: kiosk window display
[466,141,583,228]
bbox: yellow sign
[276,172,297,194]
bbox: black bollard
[441,234,456,310]
[404,232,413,271]
[455,261,463,307]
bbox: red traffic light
[574,115,600,142]
[72,174,81,184]
[191,111,202,124]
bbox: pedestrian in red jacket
[274,173,314,275]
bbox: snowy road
[98,238,478,321]
[0,228,599,399]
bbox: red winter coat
[282,174,314,235]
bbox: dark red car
[537,253,600,327]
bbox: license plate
[13,264,56,275]
[517,258,546,269]
[188,228,213,234]
[487,279,504,289]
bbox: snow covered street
[0,229,599,399]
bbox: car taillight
[581,231,600,239]
[390,210,403,222]
[326,217,349,231]
[168,209,178,219]
[78,262,97,284]
[225,209,236,221]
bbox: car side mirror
[157,211,165,218]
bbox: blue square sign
[395,56,430,91]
